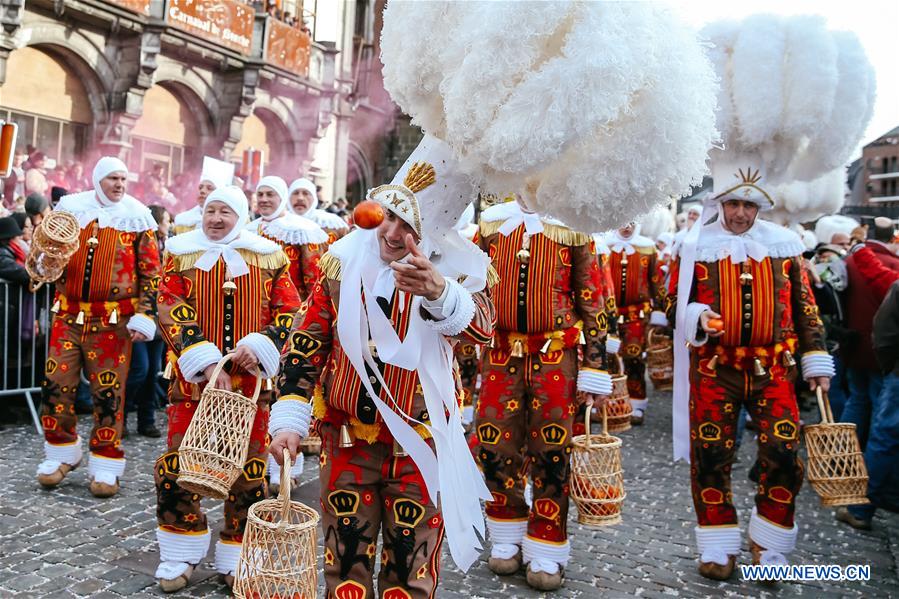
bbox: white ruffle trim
[605,336,621,355]
[486,517,527,545]
[749,507,798,554]
[695,525,741,564]
[522,536,570,569]
[801,352,835,379]
[267,451,304,481]
[215,540,242,575]
[685,303,711,347]
[423,279,476,337]
[269,399,312,438]
[88,453,126,485]
[236,333,280,379]
[126,313,157,339]
[310,209,350,231]
[178,342,223,384]
[649,310,669,327]
[255,214,329,246]
[491,543,519,560]
[577,369,613,396]
[157,528,211,565]
[58,191,158,232]
[37,438,83,475]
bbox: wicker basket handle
[208,354,264,401]
[28,279,44,293]
[647,327,660,347]
[279,447,292,526]
[815,386,834,424]
[616,354,625,376]
[584,400,593,450]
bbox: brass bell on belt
[87,237,99,248]
[707,355,719,371]
[540,338,553,354]
[75,310,85,325]
[753,358,766,377]
[621,254,628,266]
[617,314,625,325]
[264,378,274,391]
[162,360,174,380]
[50,299,60,313]
[578,330,586,345]
[516,249,531,263]
[338,424,355,448]
[108,308,118,325]
[393,440,408,458]
[782,350,797,368]
[222,280,237,295]
[511,338,525,358]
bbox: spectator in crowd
[10,212,32,248]
[24,193,50,228]
[48,164,68,189]
[50,186,67,209]
[840,216,899,447]
[66,162,91,192]
[837,279,899,530]
[24,152,49,196]
[123,204,171,439]
[807,244,852,419]
[2,151,27,210]
[0,216,28,282]
[830,231,851,252]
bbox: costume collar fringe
[478,219,590,246]
[166,247,288,272]
[247,213,329,246]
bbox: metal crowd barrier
[0,280,52,434]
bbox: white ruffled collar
[56,191,157,232]
[307,209,349,231]
[480,201,564,226]
[246,212,329,246]
[694,218,805,263]
[603,229,654,252]
[167,228,280,256]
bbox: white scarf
[256,176,290,222]
[605,226,654,255]
[329,229,490,572]
[481,201,562,238]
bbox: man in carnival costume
[476,194,614,590]
[246,174,328,491]
[36,157,161,498]
[604,223,667,425]
[272,136,495,599]
[172,157,234,235]
[668,163,832,580]
[288,177,350,244]
[153,185,301,592]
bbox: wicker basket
[594,356,631,433]
[26,211,81,286]
[233,448,320,599]
[805,388,870,507]
[646,329,673,391]
[177,355,262,499]
[570,403,626,527]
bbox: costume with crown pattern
[274,136,495,599]
[668,164,833,578]
[474,197,613,585]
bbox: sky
[674,0,899,154]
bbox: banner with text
[167,0,254,56]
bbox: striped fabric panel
[86,228,118,301]
[749,258,775,346]
[492,226,524,331]
[525,234,556,332]
[65,226,93,299]
[719,260,742,346]
[195,262,226,349]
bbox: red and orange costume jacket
[603,229,667,329]
[666,220,830,374]
[157,245,301,397]
[477,206,611,386]
[246,214,327,301]
[276,251,496,444]
[53,192,161,337]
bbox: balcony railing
[869,171,899,181]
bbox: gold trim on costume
[478,220,591,246]
[166,248,288,272]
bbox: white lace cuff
[88,453,126,485]
[577,368,613,395]
[422,278,476,337]
[157,528,211,565]
[269,397,312,438]
[127,313,157,339]
[649,310,669,327]
[694,525,741,556]
[801,351,835,379]
[685,303,711,347]
[178,342,223,384]
[214,540,242,576]
[486,517,528,545]
[522,536,571,568]
[236,332,281,378]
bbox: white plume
[765,168,847,226]
[815,215,859,245]
[381,0,719,233]
[639,205,676,240]
[704,15,876,185]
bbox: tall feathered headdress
[381,0,719,232]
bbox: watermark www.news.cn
[740,564,871,582]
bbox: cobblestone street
[1,388,896,598]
